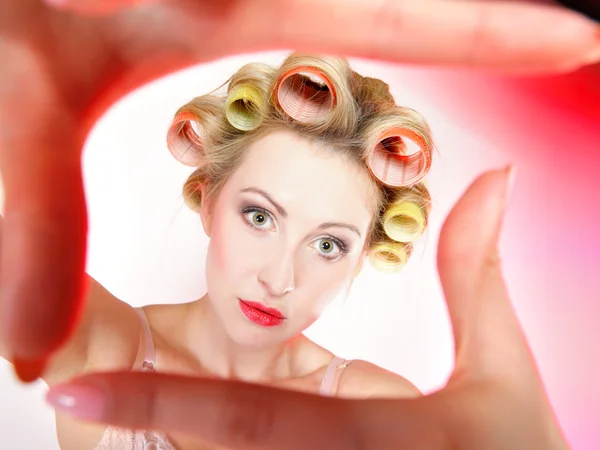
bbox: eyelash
[240,206,350,262]
[241,206,275,232]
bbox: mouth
[239,299,285,319]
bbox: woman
[4,52,437,449]
[2,1,595,449]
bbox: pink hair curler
[274,66,337,123]
[367,128,431,187]
[166,112,205,167]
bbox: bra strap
[319,356,352,396]
[134,307,156,372]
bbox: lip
[240,299,285,319]
[238,299,285,327]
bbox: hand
[46,167,568,449]
[1,0,598,383]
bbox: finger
[436,167,540,386]
[270,0,600,74]
[47,371,446,450]
[0,47,88,381]
[47,0,600,74]
[238,0,600,74]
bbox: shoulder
[42,276,143,385]
[339,359,422,399]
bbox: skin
[197,131,376,368]
[1,0,596,448]
[2,128,419,450]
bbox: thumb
[0,48,88,381]
[436,166,533,384]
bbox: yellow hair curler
[225,84,265,131]
[383,201,426,243]
[368,242,411,274]
[166,112,205,167]
[182,170,209,213]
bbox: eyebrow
[241,187,287,218]
[240,187,362,238]
[318,222,362,238]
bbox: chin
[220,307,286,348]
[229,323,286,349]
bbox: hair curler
[273,66,336,123]
[383,200,426,243]
[166,112,205,166]
[366,127,431,187]
[225,84,265,131]
[182,170,206,212]
[368,242,412,273]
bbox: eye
[251,211,267,226]
[310,237,348,262]
[242,207,276,231]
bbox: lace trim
[94,426,176,450]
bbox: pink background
[411,65,600,449]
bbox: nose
[257,252,296,297]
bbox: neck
[183,295,298,383]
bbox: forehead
[224,130,375,228]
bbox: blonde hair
[167,53,434,273]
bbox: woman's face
[202,129,376,348]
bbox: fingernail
[581,28,600,66]
[13,357,47,383]
[505,164,517,206]
[496,164,516,227]
[44,0,67,8]
[582,45,600,66]
[47,383,108,421]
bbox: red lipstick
[238,299,285,327]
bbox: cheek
[206,211,260,281]
[291,260,352,319]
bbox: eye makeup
[310,236,349,262]
[239,204,352,262]
[241,206,276,232]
